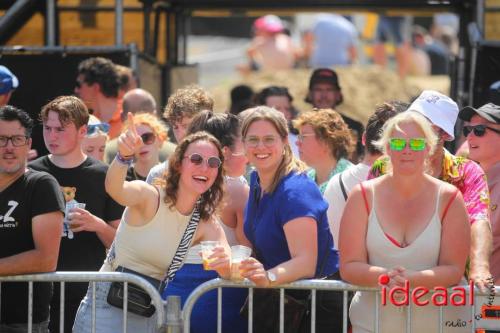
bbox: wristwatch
[266,270,277,283]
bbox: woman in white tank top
[162,110,250,333]
[73,121,231,333]
[339,112,471,333]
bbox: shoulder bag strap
[339,173,348,201]
[164,199,201,283]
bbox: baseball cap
[458,103,500,124]
[0,65,19,95]
[408,90,458,140]
[253,15,284,34]
[308,68,341,90]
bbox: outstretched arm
[105,113,156,208]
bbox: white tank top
[350,184,470,333]
[102,188,193,280]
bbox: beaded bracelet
[115,152,134,166]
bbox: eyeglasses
[184,153,222,169]
[0,135,29,147]
[140,132,156,145]
[463,124,500,137]
[389,138,427,152]
[297,133,316,142]
[87,123,110,135]
[244,136,278,148]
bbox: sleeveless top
[102,188,193,280]
[350,184,470,333]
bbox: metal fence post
[165,295,182,333]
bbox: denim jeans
[72,281,158,333]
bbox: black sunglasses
[184,153,221,169]
[140,132,156,145]
[463,124,500,137]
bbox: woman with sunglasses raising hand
[73,113,231,333]
[119,113,167,181]
[340,111,471,333]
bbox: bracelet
[115,153,134,166]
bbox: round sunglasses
[140,132,156,145]
[389,138,426,152]
[184,153,222,169]
[463,124,500,137]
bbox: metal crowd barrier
[0,271,173,333]
[182,278,500,333]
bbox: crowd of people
[0,37,499,333]
[239,13,459,79]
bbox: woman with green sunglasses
[340,111,471,333]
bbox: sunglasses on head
[140,132,156,145]
[87,123,110,135]
[389,138,427,152]
[184,153,221,169]
[463,124,500,137]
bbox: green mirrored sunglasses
[389,138,426,152]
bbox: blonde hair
[373,111,438,156]
[122,113,168,143]
[293,108,354,160]
[241,106,307,193]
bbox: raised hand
[117,113,142,157]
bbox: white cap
[408,90,458,140]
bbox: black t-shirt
[29,156,124,272]
[126,166,147,182]
[0,170,65,324]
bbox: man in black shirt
[0,105,65,332]
[29,96,124,333]
[305,68,365,161]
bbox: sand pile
[209,65,450,125]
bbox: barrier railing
[0,272,168,333]
[182,278,500,333]
[0,273,498,333]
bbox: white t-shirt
[146,160,168,184]
[324,162,370,250]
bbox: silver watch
[266,270,277,283]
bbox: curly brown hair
[293,108,354,160]
[163,85,214,126]
[164,131,225,221]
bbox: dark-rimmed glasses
[0,135,29,147]
[389,138,426,152]
[463,124,500,137]
[184,153,221,169]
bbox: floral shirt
[369,149,490,225]
[308,158,353,195]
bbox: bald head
[121,88,157,122]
